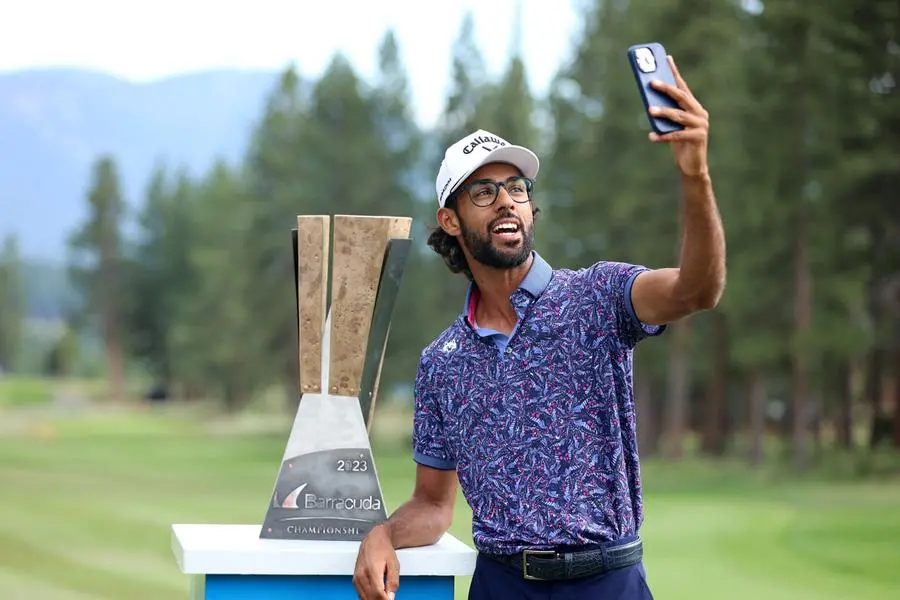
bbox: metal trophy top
[260,215,412,542]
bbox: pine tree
[67,156,128,401]
[0,234,24,372]
[168,161,265,410]
[124,163,195,387]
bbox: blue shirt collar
[461,251,553,316]
[518,251,553,297]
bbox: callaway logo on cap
[435,129,540,208]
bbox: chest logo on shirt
[442,339,458,353]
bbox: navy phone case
[627,42,683,135]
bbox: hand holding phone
[627,42,684,135]
[626,42,711,177]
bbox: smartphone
[626,42,683,135]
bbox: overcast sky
[0,0,583,126]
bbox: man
[353,56,725,600]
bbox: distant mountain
[0,67,284,261]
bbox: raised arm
[631,171,725,325]
[631,55,726,326]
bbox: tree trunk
[811,395,822,460]
[748,369,766,466]
[835,360,854,450]
[792,206,812,471]
[222,371,252,414]
[223,382,240,414]
[664,318,691,460]
[892,348,900,448]
[702,311,728,456]
[106,333,125,403]
[103,264,125,404]
[867,347,887,448]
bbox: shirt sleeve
[411,354,456,470]
[586,261,666,348]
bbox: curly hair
[427,192,540,281]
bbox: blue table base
[191,574,456,599]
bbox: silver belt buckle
[522,549,557,580]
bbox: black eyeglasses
[458,176,534,207]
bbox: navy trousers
[467,553,654,600]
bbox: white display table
[172,524,477,599]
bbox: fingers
[650,80,704,115]
[352,559,391,600]
[650,78,685,102]
[352,556,400,600]
[650,56,705,116]
[648,129,707,143]
[648,106,707,129]
[385,557,400,598]
[667,55,688,91]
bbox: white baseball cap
[435,129,540,208]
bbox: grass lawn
[0,407,897,600]
[0,377,55,408]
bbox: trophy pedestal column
[172,524,477,600]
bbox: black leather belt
[483,537,643,581]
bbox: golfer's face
[456,163,534,260]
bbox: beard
[459,212,534,270]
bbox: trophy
[260,214,412,541]
[170,213,474,600]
